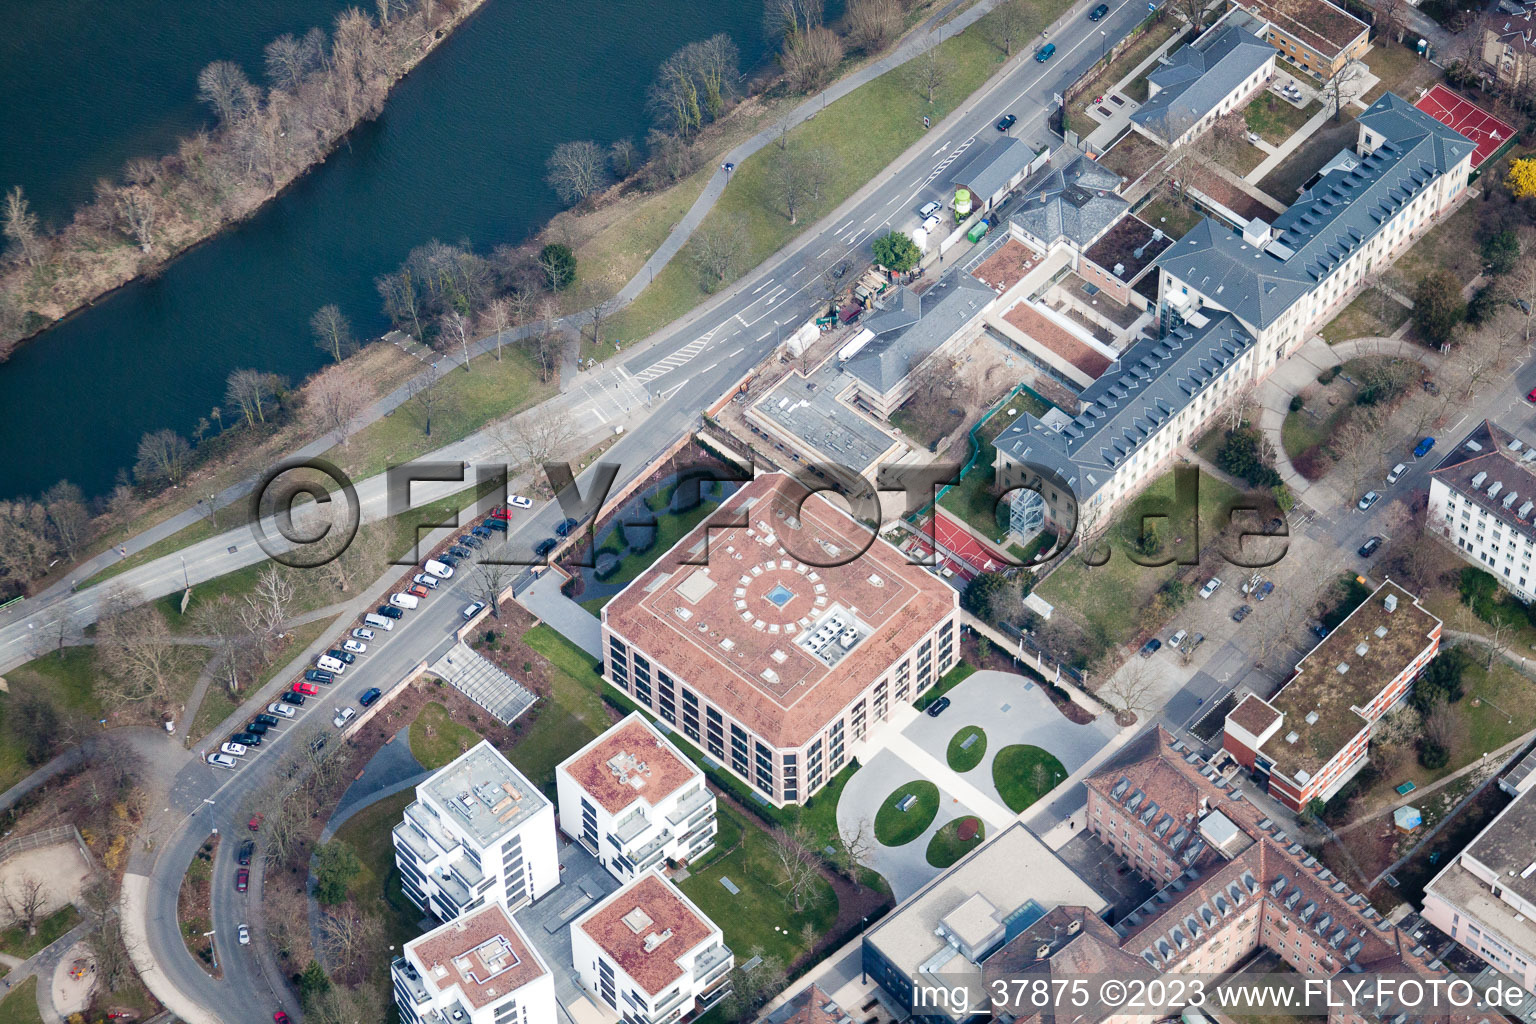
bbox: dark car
[448,545,472,560]
[236,869,249,892]
[245,721,270,736]
[1254,581,1274,601]
[280,691,306,706]
[359,687,383,708]
[1358,535,1383,557]
[377,605,404,619]
[995,113,1017,132]
[1311,623,1331,639]
[238,840,254,866]
[472,525,493,539]
[486,518,508,532]
[1139,638,1162,658]
[925,696,951,717]
[308,734,328,755]
[254,713,281,728]
[1422,379,1440,395]
[535,537,559,557]
[555,517,580,537]
[1089,2,1109,17]
[1232,604,1252,622]
[458,534,483,549]
[304,668,334,684]
[231,731,262,747]
[1036,42,1056,61]
[437,553,460,568]
[327,649,357,665]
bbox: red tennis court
[1414,85,1513,169]
[929,511,1006,578]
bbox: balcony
[392,957,431,1004]
[665,786,715,827]
[432,866,472,909]
[614,809,654,845]
[392,821,437,864]
[627,827,674,867]
[693,943,733,985]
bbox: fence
[915,379,1061,524]
[1061,9,1179,133]
[0,824,91,870]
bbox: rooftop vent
[1473,470,1488,488]
[1355,643,1369,657]
[1337,662,1350,675]
[1285,731,1300,744]
[1305,711,1319,725]
[1374,626,1388,638]
[1384,594,1398,613]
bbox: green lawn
[946,725,988,773]
[604,0,1069,345]
[602,501,720,587]
[330,790,424,1010]
[914,662,977,711]
[874,780,940,846]
[510,625,613,794]
[1320,288,1412,344]
[409,702,481,770]
[1244,95,1321,144]
[1392,201,1482,284]
[1035,468,1240,658]
[0,977,42,1024]
[1135,194,1202,240]
[0,906,80,961]
[926,816,985,868]
[678,805,837,966]
[578,594,610,616]
[992,745,1066,812]
[0,649,106,791]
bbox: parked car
[918,200,942,219]
[412,573,440,590]
[490,506,514,521]
[423,559,455,579]
[1199,577,1223,599]
[359,687,383,708]
[1168,629,1188,649]
[535,538,558,557]
[926,696,951,717]
[1357,491,1380,511]
[462,601,487,620]
[245,721,270,736]
[275,1012,291,1024]
[1414,436,1436,458]
[437,553,460,568]
[220,741,248,757]
[389,593,419,611]
[377,604,404,619]
[327,649,356,665]
[304,668,334,684]
[508,495,534,509]
[351,627,375,641]
[1232,604,1252,622]
[342,639,367,654]
[407,583,430,599]
[472,525,493,539]
[1089,2,1109,17]
[1185,633,1205,655]
[363,613,394,631]
[1253,580,1274,601]
[333,707,356,729]
[315,654,346,673]
[554,517,580,537]
[486,518,507,532]
[1139,638,1162,657]
[238,840,254,866]
[447,545,472,560]
[995,113,1017,132]
[1036,42,1056,60]
[458,534,483,549]
[294,681,320,696]
[1528,386,1536,403]
[1387,463,1407,484]
[1311,623,1331,639]
[254,713,281,728]
[280,691,306,707]
[236,869,249,892]
[266,703,295,720]
[208,753,238,769]
[230,731,261,747]
[238,924,250,946]
[1358,535,1383,557]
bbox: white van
[363,613,394,631]
[423,559,454,579]
[316,655,346,673]
[389,592,420,610]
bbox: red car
[294,680,319,696]
[490,506,513,521]
[248,813,263,832]
[407,583,430,598]
[236,868,249,892]
[274,1014,291,1024]
[1527,387,1536,402]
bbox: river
[0,0,775,500]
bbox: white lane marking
[790,267,805,277]
[752,279,772,294]
[735,313,749,327]
[728,348,744,357]
[702,362,718,373]
[757,331,773,341]
[817,247,832,258]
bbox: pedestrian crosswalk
[633,327,719,383]
[569,370,649,424]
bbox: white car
[918,200,942,219]
[462,601,487,620]
[1357,491,1381,511]
[207,753,238,770]
[389,592,419,610]
[333,707,356,729]
[509,495,534,509]
[316,655,346,673]
[1199,577,1223,599]
[921,213,941,234]
[342,639,367,654]
[1387,462,1407,484]
[411,573,439,590]
[423,559,454,579]
[220,741,248,757]
[238,924,250,946]
[266,703,296,719]
[351,628,375,641]
[1169,629,1189,649]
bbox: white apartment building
[393,903,556,1024]
[1422,787,1536,992]
[557,712,718,884]
[393,741,559,923]
[1428,420,1536,603]
[570,871,734,1024]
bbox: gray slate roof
[843,272,994,396]
[950,137,1035,201]
[994,312,1255,501]
[1153,91,1475,330]
[1130,25,1275,142]
[1009,148,1127,249]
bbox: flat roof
[575,872,717,996]
[405,903,547,1010]
[419,741,547,848]
[1261,580,1440,777]
[1463,790,1536,907]
[1227,693,1281,739]
[602,474,956,748]
[751,357,901,473]
[1237,0,1367,59]
[558,713,701,815]
[1082,214,1172,284]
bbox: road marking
[728,348,744,357]
[837,219,855,231]
[703,362,718,373]
[735,313,749,327]
[862,210,881,224]
[934,142,950,155]
[751,279,772,294]
[817,247,832,258]
[790,267,805,277]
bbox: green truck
[967,219,990,244]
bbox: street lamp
[204,930,218,970]
[1101,30,1108,58]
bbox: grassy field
[992,745,1066,812]
[603,0,1070,347]
[678,805,837,966]
[874,780,940,846]
[1244,95,1320,144]
[0,977,42,1024]
[946,725,987,773]
[330,790,423,1010]
[1362,41,1442,106]
[0,906,80,961]
[1035,468,1240,655]
[926,816,985,867]
[0,649,104,791]
[1320,288,1412,343]
[600,500,721,587]
[1136,194,1202,240]
[1391,201,1482,284]
[409,701,482,770]
[1219,141,1267,178]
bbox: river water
[0,0,773,499]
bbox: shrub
[1289,395,1304,412]
[1217,427,1282,487]
[539,243,576,290]
[1317,366,1341,384]
[1411,269,1466,347]
[1417,737,1449,770]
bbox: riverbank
[0,0,486,358]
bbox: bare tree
[134,429,191,486]
[846,0,903,53]
[439,309,473,371]
[523,308,567,383]
[649,49,704,139]
[306,362,368,445]
[3,187,42,267]
[1374,0,1408,42]
[82,882,129,994]
[1422,702,1455,751]
[769,146,813,225]
[96,587,184,707]
[765,0,826,37]
[1221,379,1258,430]
[768,823,821,912]
[989,0,1031,56]
[478,297,511,362]
[197,61,257,126]
[1,875,47,935]
[41,480,89,557]
[780,27,844,93]
[1099,657,1158,723]
[407,362,452,437]
[30,613,80,661]
[1325,60,1368,121]
[1485,617,1516,669]
[310,304,356,363]
[691,219,746,289]
[834,816,875,890]
[318,906,384,985]
[377,268,424,339]
[1173,0,1212,30]
[609,138,641,180]
[1333,408,1386,502]
[908,41,953,104]
[490,406,580,476]
[580,281,616,348]
[110,186,157,253]
[472,562,515,620]
[225,368,284,426]
[546,140,608,206]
